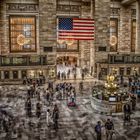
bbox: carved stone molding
[6,3,38,12]
[111,8,120,16]
[57,5,81,12]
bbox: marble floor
[0,79,140,140]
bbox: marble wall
[0,0,138,79]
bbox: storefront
[0,55,56,81]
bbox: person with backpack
[105,119,114,140]
[95,121,102,140]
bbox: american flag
[57,18,94,40]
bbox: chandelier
[105,74,118,94]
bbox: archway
[56,56,79,79]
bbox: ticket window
[13,71,18,79]
[4,71,9,79]
[49,68,55,78]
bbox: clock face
[17,34,25,46]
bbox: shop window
[98,46,106,52]
[110,18,118,52]
[126,67,131,75]
[22,70,27,79]
[4,71,9,79]
[9,16,36,52]
[119,68,124,76]
[131,19,136,52]
[44,47,53,52]
[13,71,18,79]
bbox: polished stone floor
[0,79,140,140]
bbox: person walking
[52,104,59,129]
[123,103,131,123]
[36,102,42,118]
[95,121,102,140]
[105,119,114,140]
[46,109,51,127]
[131,94,136,111]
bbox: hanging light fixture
[57,39,64,44]
[65,35,74,46]
[110,0,117,46]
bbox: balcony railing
[108,54,140,64]
[0,55,55,66]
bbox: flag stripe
[59,34,94,37]
[73,24,94,27]
[58,37,94,40]
[73,18,94,21]
[59,31,94,33]
[73,27,94,30]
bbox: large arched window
[9,16,36,52]
[131,19,136,52]
[110,18,118,52]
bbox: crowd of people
[24,81,77,131]
[57,66,88,80]
[23,76,46,86]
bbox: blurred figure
[52,104,59,129]
[105,119,114,140]
[95,121,102,140]
[123,103,131,124]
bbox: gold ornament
[110,35,117,46]
[65,35,74,46]
[17,34,25,46]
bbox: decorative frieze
[6,3,38,12]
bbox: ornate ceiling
[121,0,136,5]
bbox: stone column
[135,0,140,54]
[18,70,22,79]
[80,0,91,69]
[124,67,127,76]
[94,0,110,75]
[1,71,4,80]
[119,6,131,53]
[90,0,95,76]
[9,71,13,80]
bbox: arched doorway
[56,56,79,79]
